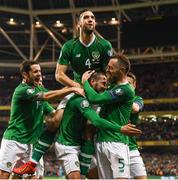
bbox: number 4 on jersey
[85,59,92,69]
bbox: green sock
[79,140,95,176]
[31,129,56,163]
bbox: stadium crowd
[142,153,178,176]
[133,62,178,99]
[43,155,64,177]
[137,118,178,140]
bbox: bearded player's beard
[106,72,117,85]
[84,26,94,35]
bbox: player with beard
[0,60,84,179]
[82,53,136,179]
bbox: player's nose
[88,16,93,22]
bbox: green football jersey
[83,81,135,144]
[129,96,143,151]
[3,83,54,144]
[57,95,123,146]
[58,35,112,83]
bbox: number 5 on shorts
[118,158,125,173]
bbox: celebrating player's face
[79,11,96,34]
[92,74,107,93]
[27,64,42,85]
[106,58,120,84]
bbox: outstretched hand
[120,123,142,136]
[81,70,95,84]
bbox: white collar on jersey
[79,34,96,47]
[119,81,129,85]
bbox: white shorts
[129,149,147,178]
[0,139,44,178]
[55,142,80,175]
[56,93,74,110]
[96,142,130,179]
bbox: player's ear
[89,78,95,87]
[22,72,28,79]
[77,21,82,28]
[77,24,81,30]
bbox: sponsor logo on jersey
[6,162,12,168]
[75,53,81,58]
[80,100,89,108]
[26,88,35,95]
[115,88,123,96]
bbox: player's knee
[67,171,81,179]
[0,169,10,179]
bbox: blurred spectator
[43,155,64,177]
[138,118,178,140]
[142,153,178,177]
[132,62,178,99]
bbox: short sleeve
[57,42,71,65]
[15,85,42,101]
[105,41,113,57]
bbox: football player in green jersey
[54,8,113,125]
[82,53,136,179]
[127,72,147,180]
[0,60,84,179]
[53,9,114,177]
[55,9,112,87]
[12,72,141,179]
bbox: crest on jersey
[75,161,80,167]
[6,162,12,168]
[115,88,123,96]
[92,51,100,60]
[26,88,35,95]
[80,100,89,108]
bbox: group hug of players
[0,9,147,179]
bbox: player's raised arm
[55,63,81,88]
[83,80,130,104]
[55,41,81,88]
[36,87,84,101]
